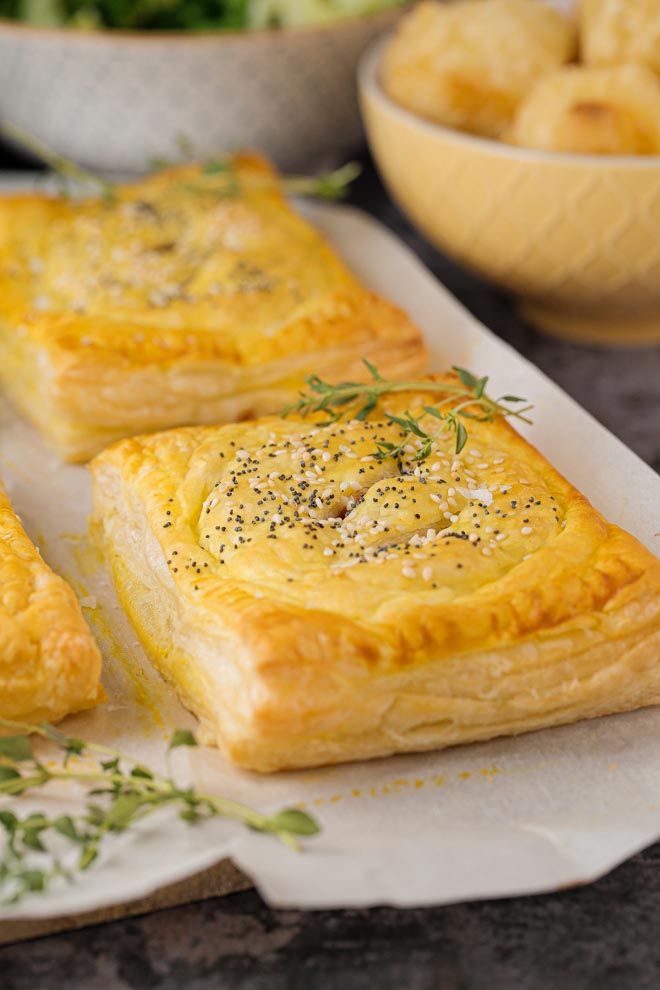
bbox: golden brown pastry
[0,155,425,463]
[507,63,660,154]
[0,481,103,727]
[579,0,660,75]
[381,0,577,138]
[90,374,660,772]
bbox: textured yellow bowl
[359,40,660,346]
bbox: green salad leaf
[0,0,404,30]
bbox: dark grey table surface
[1,144,660,990]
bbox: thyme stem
[1,122,115,200]
[0,123,359,203]
[0,718,319,904]
[284,361,532,461]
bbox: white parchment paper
[1,194,659,919]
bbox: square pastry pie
[0,481,103,727]
[90,375,660,772]
[0,156,425,462]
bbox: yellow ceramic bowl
[359,40,660,346]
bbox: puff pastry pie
[90,375,660,772]
[0,156,425,462]
[0,481,103,727]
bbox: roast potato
[579,0,660,76]
[381,0,577,138]
[507,62,660,155]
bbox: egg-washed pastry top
[0,481,103,728]
[0,155,425,462]
[90,374,660,772]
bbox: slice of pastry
[90,374,660,772]
[0,155,425,463]
[0,482,103,727]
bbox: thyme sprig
[285,361,532,460]
[1,122,360,203]
[0,719,319,905]
[1,121,116,201]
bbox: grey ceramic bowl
[0,8,404,173]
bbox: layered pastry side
[90,375,660,772]
[0,482,103,727]
[0,155,426,461]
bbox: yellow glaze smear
[301,766,503,808]
[60,533,168,733]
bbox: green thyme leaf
[53,817,80,842]
[0,768,21,785]
[455,421,469,454]
[130,766,154,780]
[78,845,99,871]
[453,367,479,389]
[202,159,231,175]
[17,870,46,893]
[22,831,46,853]
[0,736,33,762]
[0,811,17,832]
[42,724,86,760]
[266,809,321,836]
[0,721,319,905]
[104,794,146,831]
[169,729,198,750]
